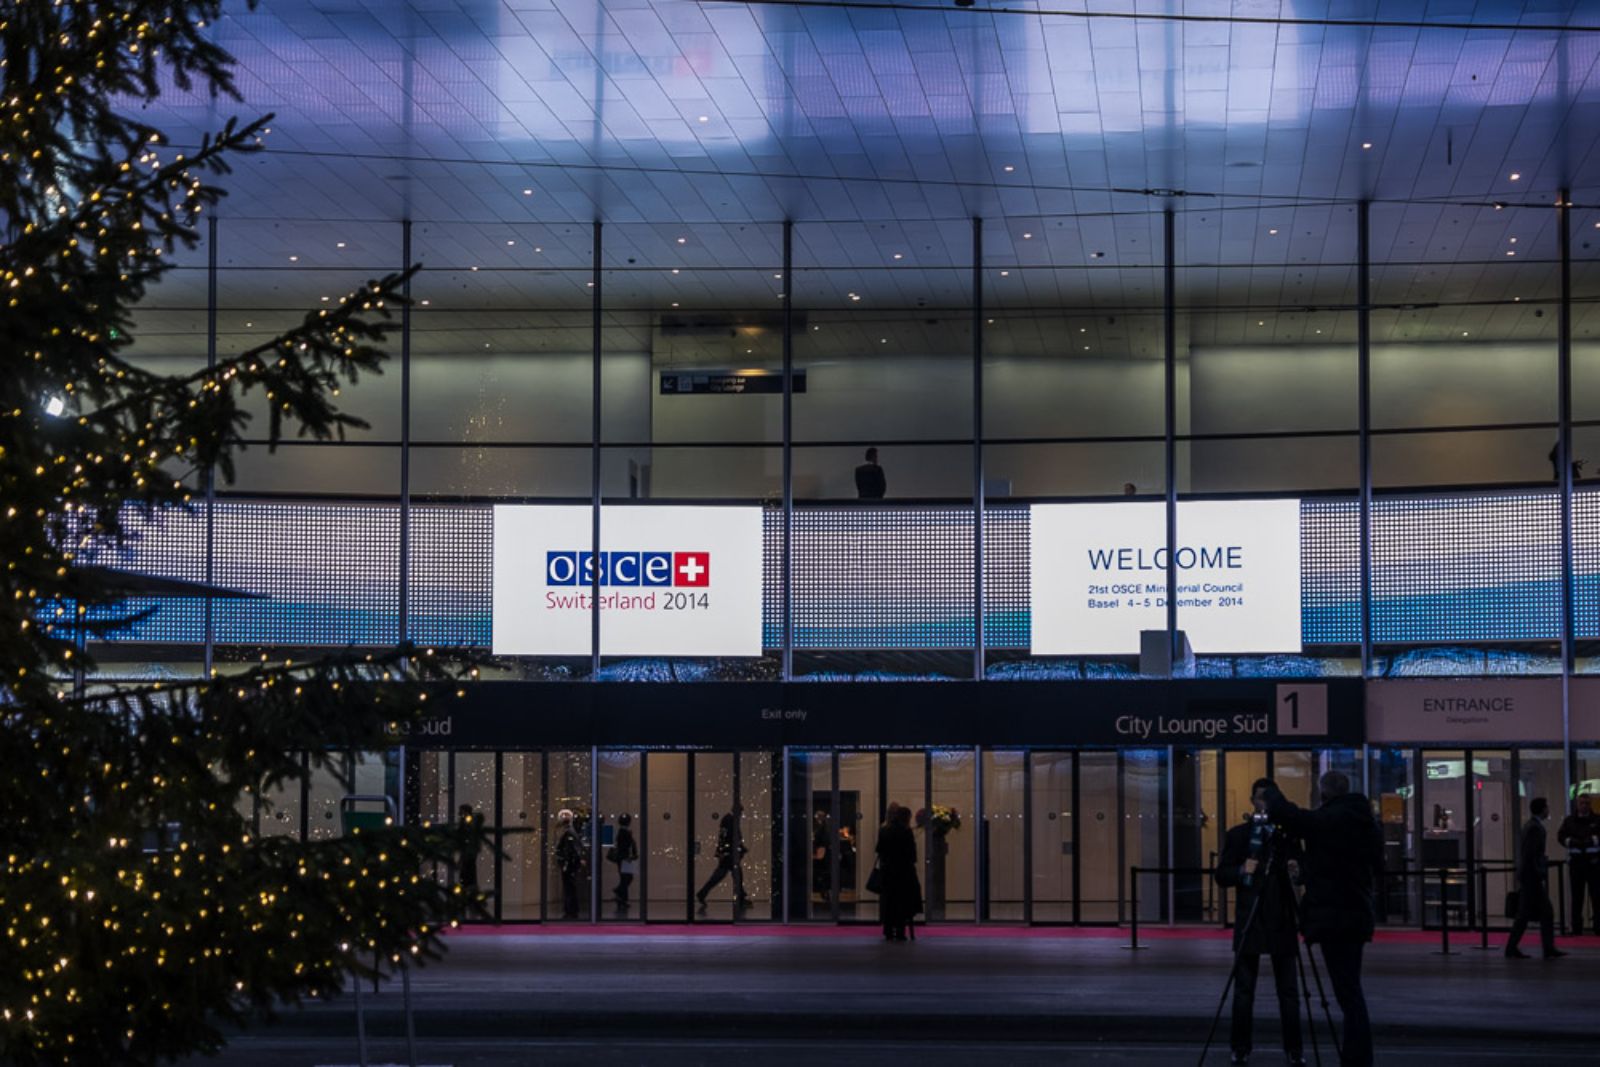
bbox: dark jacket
[612,826,638,865]
[854,462,887,499]
[874,821,922,924]
[1214,819,1300,956]
[1556,813,1599,862]
[1264,787,1382,944]
[714,814,747,863]
[1517,817,1549,883]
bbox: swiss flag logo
[673,552,710,587]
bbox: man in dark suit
[1556,795,1600,935]
[854,447,887,499]
[1214,778,1305,1066]
[1264,771,1383,1067]
[1506,797,1567,959]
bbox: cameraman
[1215,778,1305,1067]
[1264,771,1383,1067]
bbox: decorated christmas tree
[0,3,490,1062]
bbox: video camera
[1241,811,1283,889]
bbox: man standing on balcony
[855,447,887,499]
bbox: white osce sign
[491,505,763,657]
[1029,500,1302,655]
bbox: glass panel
[927,750,973,921]
[306,755,348,842]
[1079,752,1119,921]
[1420,750,1468,927]
[1369,747,1418,925]
[597,751,642,920]
[1474,751,1515,929]
[1518,750,1572,930]
[258,761,303,840]
[547,749,593,921]
[836,752,879,922]
[500,753,543,921]
[1273,752,1314,811]
[882,751,925,921]
[982,751,1025,922]
[795,752,835,921]
[739,751,778,922]
[692,753,741,920]
[1126,749,1166,924]
[1029,753,1074,922]
[645,752,689,921]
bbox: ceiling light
[1003,165,1015,172]
[534,246,543,252]
[1083,345,1090,351]
[698,115,709,123]
[587,281,594,287]
[1000,270,1009,276]
[1257,320,1264,326]
[1315,329,1322,334]
[320,296,329,302]
[1509,237,1518,243]
[1268,228,1278,235]
[471,266,479,271]
[336,242,346,249]
[1514,296,1521,302]
[43,394,65,418]
[774,273,782,279]
[289,255,298,262]
[484,343,491,349]
[747,348,753,354]
[1023,232,1033,239]
[671,268,680,274]
[1361,142,1372,149]
[506,240,515,246]
[892,253,903,260]
[671,302,679,307]
[1510,172,1521,180]
[1462,331,1470,337]
[522,189,533,196]
[880,338,887,344]
[1507,250,1516,256]
[420,299,430,306]
[676,237,687,244]
[245,321,253,328]
[1091,251,1104,258]
[1080,327,1086,333]
[850,293,861,301]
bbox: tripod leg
[1199,888,1268,1067]
[1293,941,1321,1067]
[1306,943,1343,1062]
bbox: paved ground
[190,927,1600,1065]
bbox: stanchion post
[1436,868,1452,956]
[1477,864,1491,951]
[1124,866,1144,950]
[1556,862,1568,936]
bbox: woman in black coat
[875,803,922,941]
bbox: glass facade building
[88,1,1600,926]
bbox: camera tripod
[1198,829,1342,1067]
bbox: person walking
[696,805,750,912]
[1214,779,1306,1067]
[854,447,887,499]
[1264,771,1383,1067]
[554,809,585,920]
[1506,797,1566,959]
[812,810,832,905]
[1556,795,1600,935]
[610,812,639,911]
[874,803,922,942]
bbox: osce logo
[545,550,710,588]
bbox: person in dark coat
[1556,795,1600,935]
[696,805,750,911]
[1506,797,1566,959]
[554,810,585,919]
[1214,779,1305,1067]
[874,802,922,941]
[1264,771,1383,1067]
[812,810,832,904]
[610,812,639,910]
[854,447,887,499]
